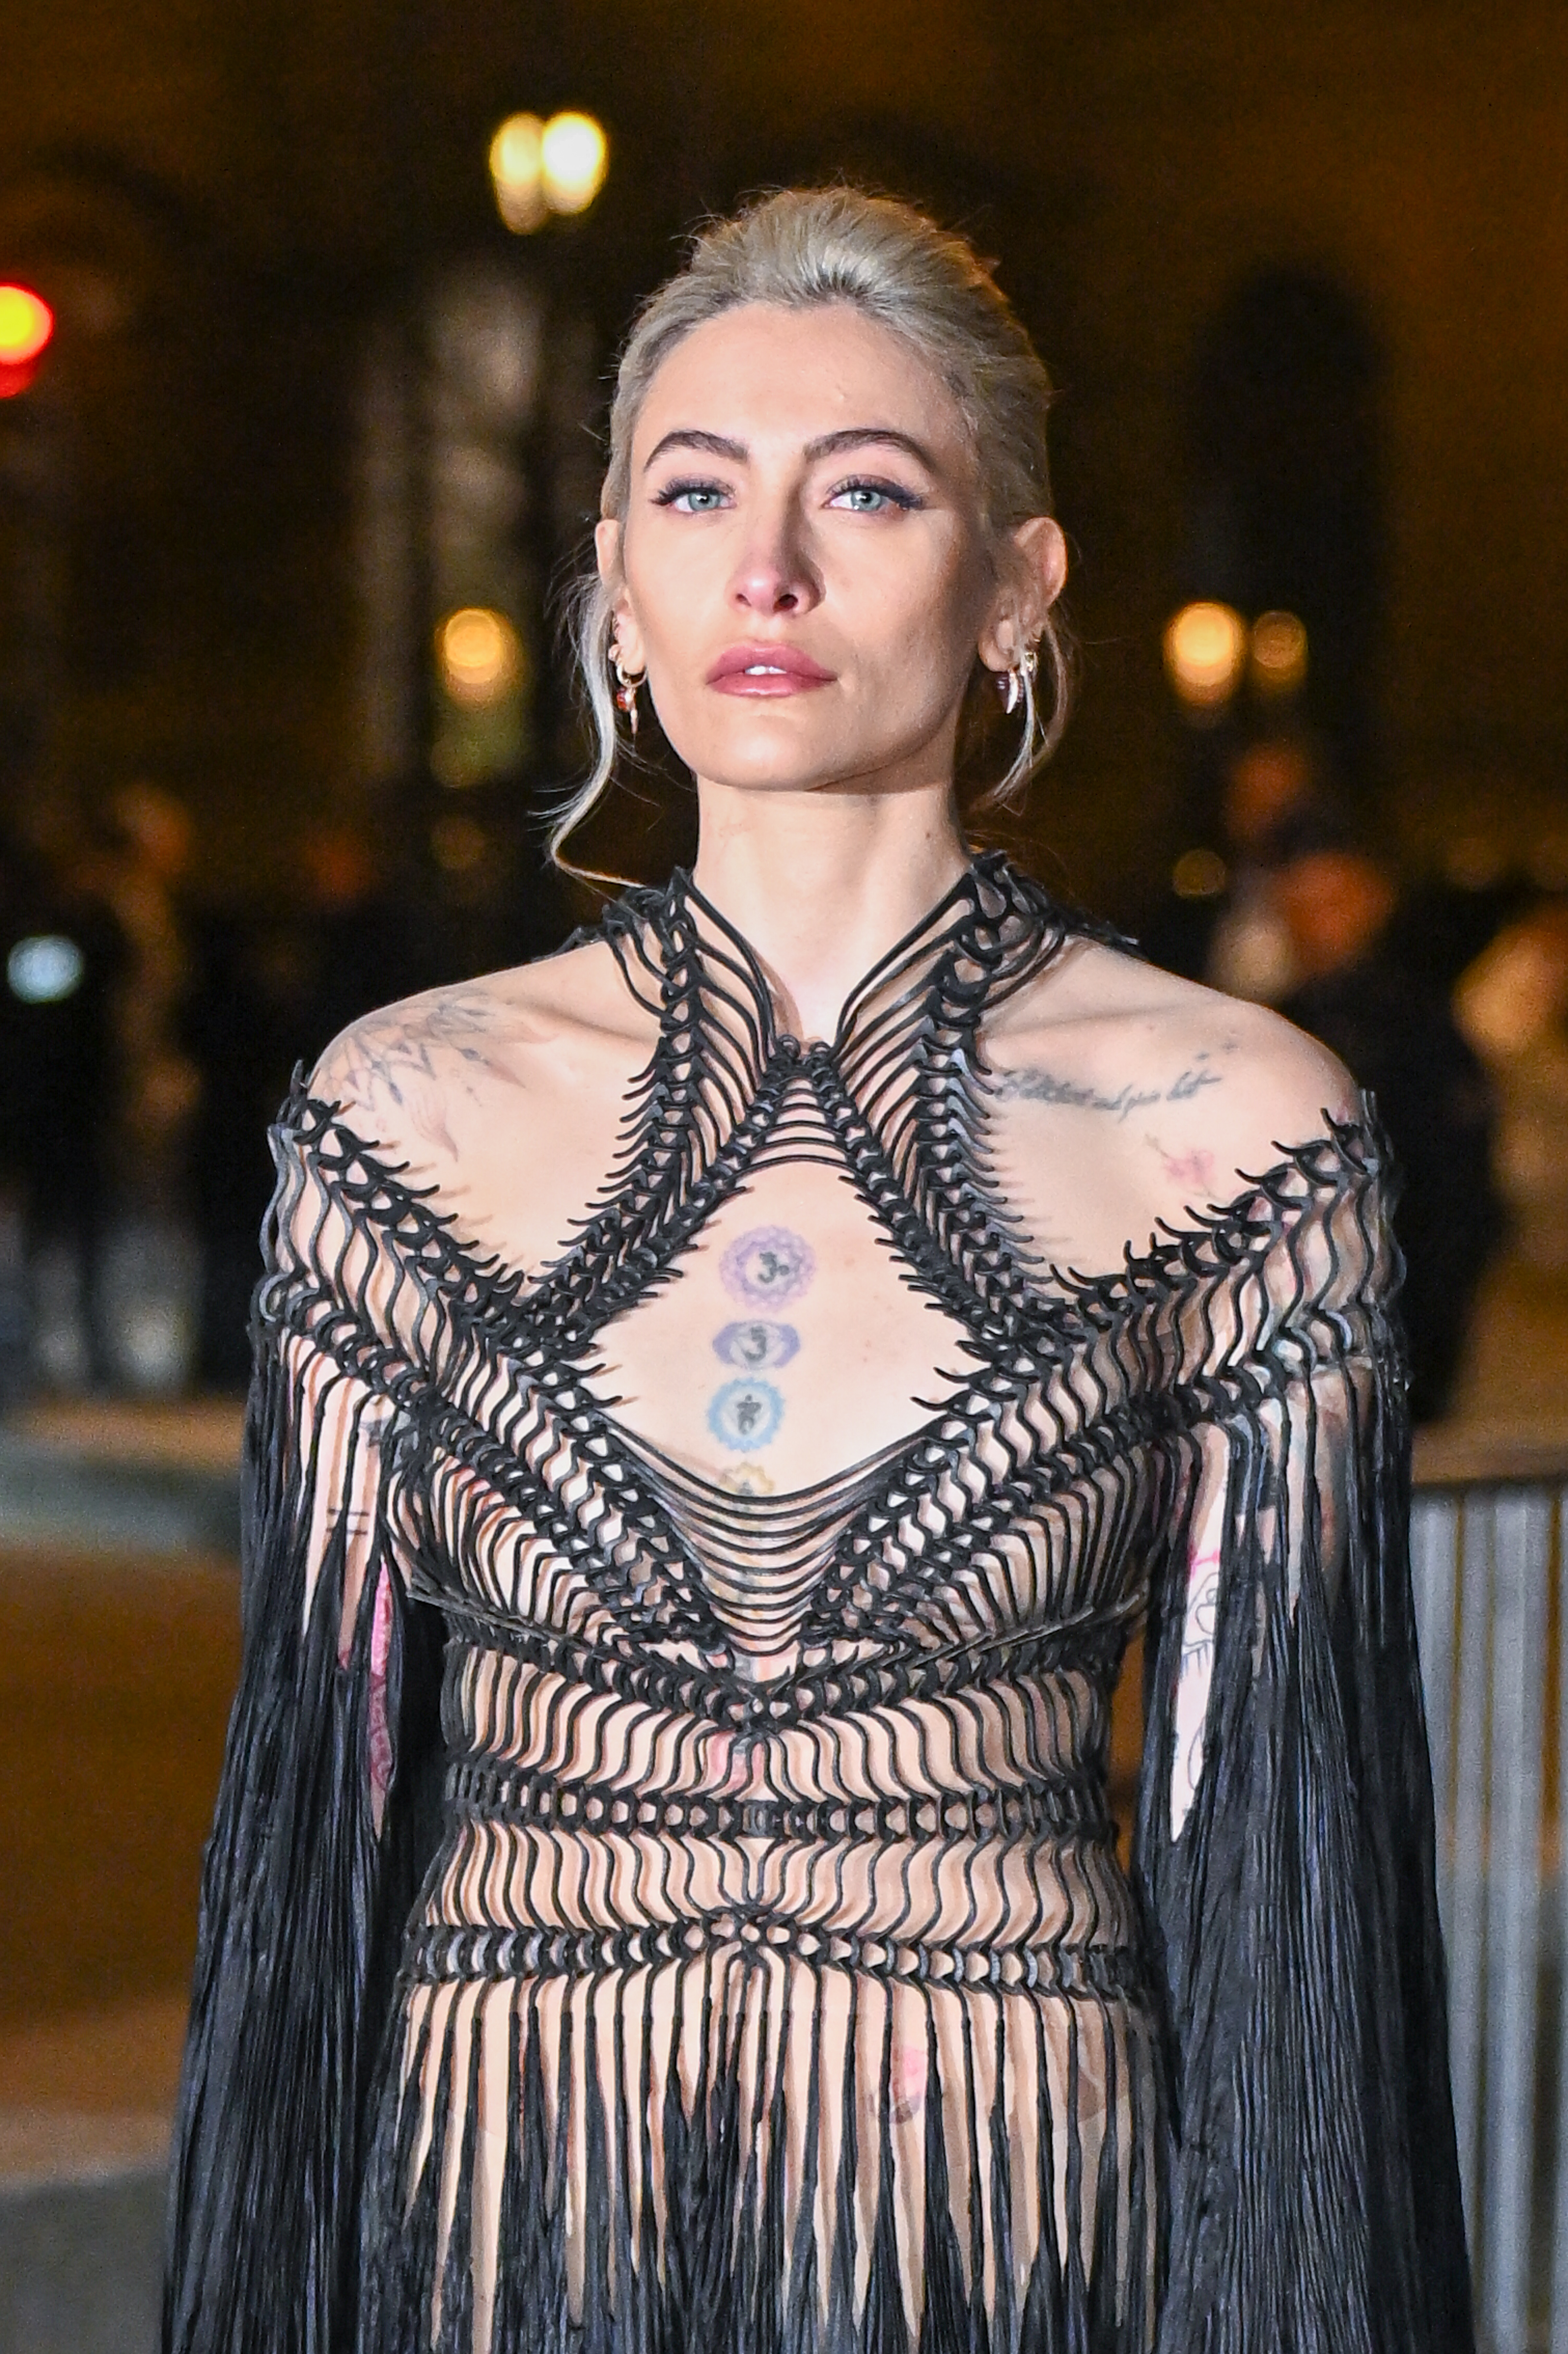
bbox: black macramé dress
[164,855,1473,2354]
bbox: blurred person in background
[1274,813,1501,1423]
[1203,729,1327,999]
[1456,897,1568,1276]
[1146,727,1330,993]
[83,782,203,1393]
[0,816,122,1394]
[94,781,201,1209]
[286,819,421,1063]
[166,190,1470,2354]
[185,821,418,1385]
[184,903,285,1388]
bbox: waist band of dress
[443,1756,1114,1844]
[404,1916,1150,1996]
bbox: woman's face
[598,301,1064,803]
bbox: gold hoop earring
[610,643,646,738]
[998,644,1038,717]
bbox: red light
[0,286,54,397]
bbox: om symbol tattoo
[720,1226,816,1309]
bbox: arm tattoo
[1172,1546,1222,1835]
[323,1501,375,1538]
[1179,1554,1221,1674]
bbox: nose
[728,496,821,617]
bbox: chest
[583,1155,979,1497]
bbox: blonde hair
[553,186,1071,870]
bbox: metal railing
[1412,1428,1568,2354]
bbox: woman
[166,190,1471,2354]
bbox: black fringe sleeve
[1132,1123,1474,2353]
[163,1111,443,2354]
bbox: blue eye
[654,479,729,513]
[829,478,922,514]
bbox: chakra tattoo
[714,1320,800,1372]
[708,1378,785,1451]
[721,1462,776,1496]
[720,1226,816,1309]
[708,1227,815,1477]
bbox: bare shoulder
[996,938,1355,1140]
[308,930,654,1177]
[985,936,1360,1261]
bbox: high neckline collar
[671,853,1003,1056]
[594,849,1106,1091]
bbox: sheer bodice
[165,856,1472,2354]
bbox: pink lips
[706,643,836,696]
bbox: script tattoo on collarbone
[707,1227,815,1496]
[995,1049,1225,1123]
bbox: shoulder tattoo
[994,1042,1235,1122]
[321,987,523,1155]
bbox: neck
[689,777,972,1042]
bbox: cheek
[858,522,983,643]
[622,532,727,679]
[858,556,984,705]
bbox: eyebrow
[641,424,939,472]
[642,429,747,469]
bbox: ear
[595,518,646,670]
[976,517,1068,672]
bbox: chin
[666,714,864,796]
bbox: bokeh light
[0,285,54,363]
[0,283,54,396]
[539,113,608,215]
[1171,848,1230,901]
[489,114,547,234]
[489,111,608,231]
[7,933,84,1004]
[436,607,523,707]
[1250,609,1308,697]
[1164,601,1247,710]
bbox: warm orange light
[489,110,608,230]
[1250,609,1308,697]
[0,286,53,365]
[540,113,608,215]
[1164,601,1247,710]
[436,607,523,708]
[489,114,547,234]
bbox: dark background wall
[0,0,1564,929]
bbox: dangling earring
[610,642,646,738]
[998,644,1038,717]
